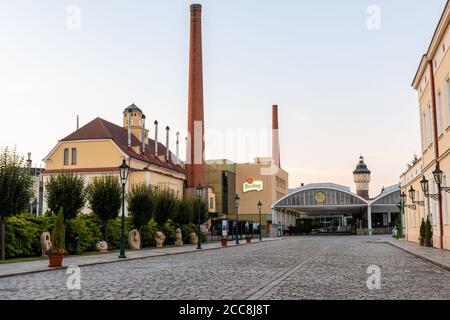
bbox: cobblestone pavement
[0,236,449,300]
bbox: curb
[381,240,450,272]
[0,238,282,279]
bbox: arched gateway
[271,183,400,236]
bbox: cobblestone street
[1,236,449,300]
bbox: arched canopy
[272,183,368,214]
[369,185,401,213]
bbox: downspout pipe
[429,59,444,250]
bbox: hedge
[4,213,205,259]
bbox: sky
[0,0,447,197]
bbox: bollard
[75,233,81,255]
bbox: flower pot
[424,238,432,248]
[48,255,64,268]
[245,236,252,243]
[419,238,424,246]
[221,237,228,247]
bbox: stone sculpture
[155,231,166,248]
[41,232,52,256]
[189,232,198,245]
[96,241,108,253]
[175,228,183,246]
[128,229,141,250]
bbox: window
[422,113,426,151]
[63,148,69,165]
[427,106,433,146]
[209,197,214,210]
[71,148,77,165]
[437,91,443,135]
[443,175,449,225]
[446,79,450,127]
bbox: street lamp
[257,201,263,242]
[409,186,425,208]
[196,184,204,250]
[234,194,240,245]
[119,159,130,259]
[420,176,441,201]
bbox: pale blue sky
[0,0,447,196]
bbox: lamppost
[118,159,130,259]
[257,201,263,241]
[196,184,204,250]
[421,167,448,249]
[235,194,240,245]
[407,186,425,208]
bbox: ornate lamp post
[421,167,448,249]
[408,186,425,208]
[196,184,204,250]
[118,159,130,259]
[234,194,240,245]
[257,201,263,242]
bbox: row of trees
[0,147,208,260]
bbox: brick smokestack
[186,3,206,188]
[272,105,281,168]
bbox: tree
[50,208,66,254]
[173,198,194,226]
[0,147,34,260]
[193,198,208,225]
[424,217,433,241]
[46,172,86,221]
[87,175,121,244]
[127,183,154,233]
[419,218,426,240]
[154,189,177,226]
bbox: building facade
[42,105,186,214]
[205,159,237,219]
[273,157,400,236]
[401,1,450,250]
[235,157,289,235]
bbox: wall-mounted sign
[243,178,263,193]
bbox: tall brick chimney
[186,3,206,189]
[272,105,281,168]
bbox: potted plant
[47,208,66,267]
[245,234,252,243]
[419,219,425,246]
[424,218,433,248]
[221,236,228,247]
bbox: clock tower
[353,156,371,200]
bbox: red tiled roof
[61,117,185,174]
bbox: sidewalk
[0,238,281,278]
[377,237,450,271]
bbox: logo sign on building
[243,178,263,193]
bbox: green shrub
[4,213,54,259]
[141,220,158,247]
[181,224,196,243]
[420,219,426,239]
[107,216,133,250]
[154,189,177,226]
[161,219,176,245]
[127,183,155,231]
[173,199,194,225]
[65,213,103,254]
[424,218,433,240]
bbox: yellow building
[42,104,186,213]
[235,157,289,235]
[401,1,450,250]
